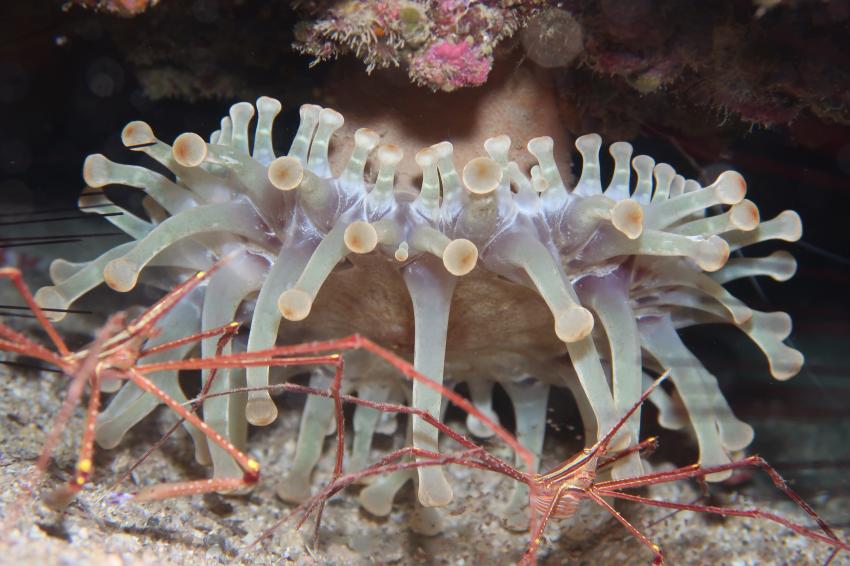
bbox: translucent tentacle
[349,382,392,473]
[35,242,135,321]
[277,370,337,504]
[78,188,152,239]
[465,380,499,439]
[487,231,594,343]
[501,379,549,531]
[580,269,644,479]
[95,290,211,466]
[252,96,282,166]
[711,250,797,284]
[402,255,457,507]
[724,210,802,251]
[645,171,747,230]
[83,154,197,214]
[200,252,266,480]
[604,141,633,201]
[244,239,316,426]
[102,201,271,292]
[640,315,733,481]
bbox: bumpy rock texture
[59,0,850,130]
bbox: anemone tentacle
[39,97,804,519]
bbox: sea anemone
[33,96,804,519]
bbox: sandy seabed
[0,362,847,566]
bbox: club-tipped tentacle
[102,201,271,293]
[501,379,549,532]
[244,241,316,426]
[402,256,457,507]
[95,288,212,466]
[277,369,338,504]
[578,268,644,479]
[199,252,266,481]
[639,315,734,481]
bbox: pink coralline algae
[294,0,543,92]
[409,41,491,91]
